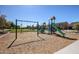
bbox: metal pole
[7,19,18,48]
[21,24,22,33]
[51,20,52,35]
[16,19,17,39]
[37,22,39,36]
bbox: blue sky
[0,5,79,26]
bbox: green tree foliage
[73,23,79,32]
[40,22,47,33]
[0,14,16,30]
[32,25,34,30]
[56,22,69,30]
[0,15,9,29]
[10,22,16,29]
[42,22,46,29]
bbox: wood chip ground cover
[0,32,78,54]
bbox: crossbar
[17,20,38,23]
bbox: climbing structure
[37,16,65,36]
[49,16,65,36]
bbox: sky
[0,5,79,26]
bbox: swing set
[8,19,39,48]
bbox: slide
[51,23,65,36]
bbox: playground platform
[54,40,79,54]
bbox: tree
[73,23,79,32]
[0,15,6,30]
[76,24,79,32]
[5,21,11,29]
[42,22,46,29]
[10,22,16,29]
[40,22,46,33]
[56,22,69,30]
[32,24,34,30]
[26,25,31,29]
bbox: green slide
[39,29,45,33]
[51,23,65,36]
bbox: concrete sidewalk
[55,40,79,54]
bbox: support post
[37,22,39,36]
[7,19,18,48]
[51,20,52,35]
[20,24,22,33]
[16,19,17,39]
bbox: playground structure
[49,16,65,36]
[8,16,71,48]
[38,16,65,36]
[16,16,65,37]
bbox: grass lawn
[9,29,37,33]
